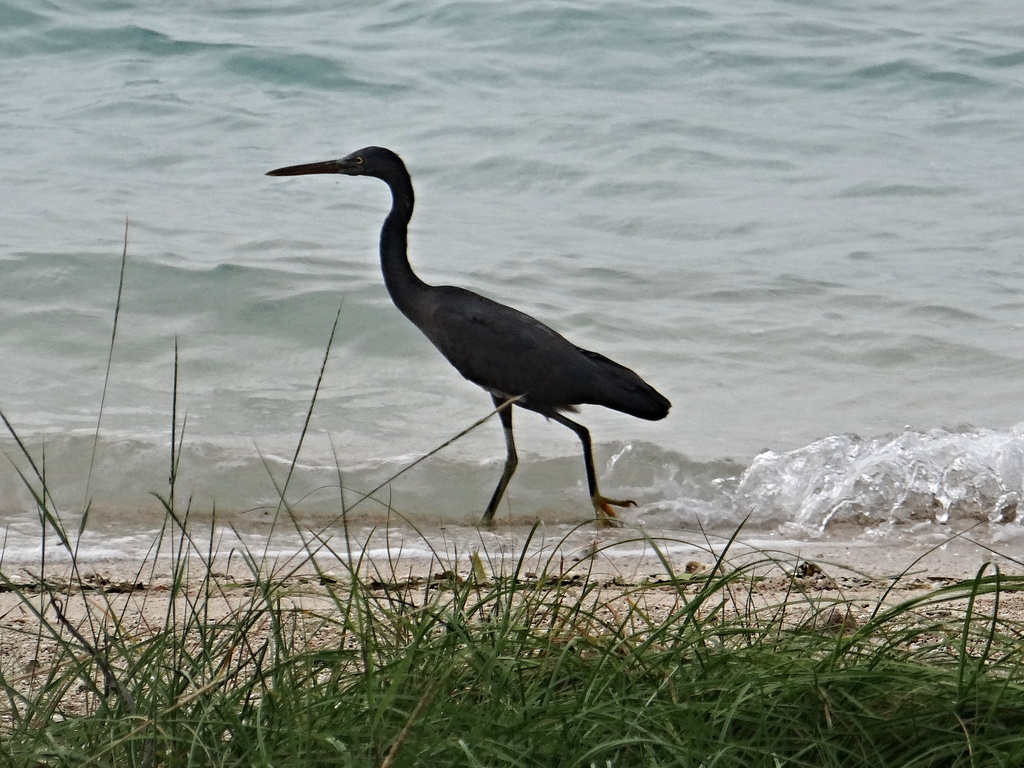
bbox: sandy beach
[4,521,1023,683]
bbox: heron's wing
[420,287,578,394]
[417,287,669,419]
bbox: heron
[266,146,670,525]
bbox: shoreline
[2,520,1020,590]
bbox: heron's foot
[592,494,636,527]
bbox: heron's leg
[551,413,636,525]
[481,396,518,525]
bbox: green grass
[2,517,1024,767]
[3,226,1024,766]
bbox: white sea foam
[730,423,1024,537]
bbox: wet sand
[2,519,1020,585]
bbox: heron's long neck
[379,173,429,322]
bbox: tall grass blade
[83,218,130,509]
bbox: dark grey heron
[267,146,670,525]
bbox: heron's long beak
[266,159,357,177]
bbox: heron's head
[266,146,405,180]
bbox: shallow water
[2,0,1024,557]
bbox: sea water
[2,0,1024,561]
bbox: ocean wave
[730,423,1024,537]
[3,422,1024,546]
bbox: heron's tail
[579,349,671,421]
